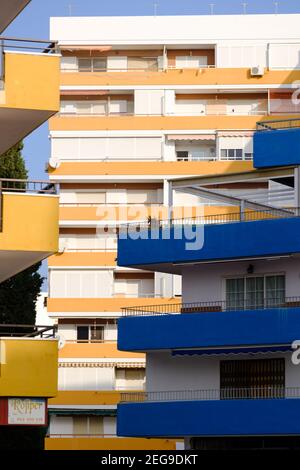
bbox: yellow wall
[45,437,177,450]
[1,52,60,111]
[0,193,59,252]
[0,338,58,397]
[50,160,253,176]
[50,114,297,131]
[49,252,117,267]
[48,297,179,313]
[59,342,144,359]
[60,67,300,87]
[49,390,122,406]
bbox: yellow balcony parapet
[60,67,300,87]
[45,437,177,450]
[0,39,60,155]
[0,179,59,282]
[0,325,58,397]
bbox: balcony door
[225,274,285,311]
[220,358,285,399]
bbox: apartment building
[0,1,60,437]
[46,14,300,449]
[117,119,300,450]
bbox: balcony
[254,119,300,168]
[0,1,30,33]
[0,179,59,281]
[117,388,300,438]
[0,37,60,155]
[117,209,300,271]
[0,324,58,397]
[118,298,300,352]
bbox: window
[220,149,243,160]
[176,151,189,161]
[77,326,89,342]
[78,58,107,72]
[225,275,285,311]
[127,57,158,71]
[77,325,104,342]
[220,358,285,399]
[244,152,253,160]
[175,56,208,68]
[90,325,104,342]
[73,416,104,436]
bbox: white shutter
[107,56,128,71]
[175,99,206,115]
[76,192,106,204]
[80,138,107,159]
[269,43,300,69]
[108,138,134,159]
[106,190,127,204]
[135,137,162,159]
[61,56,77,71]
[51,138,79,160]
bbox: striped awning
[167,134,215,141]
[172,345,292,357]
[59,362,145,368]
[218,131,254,137]
[60,45,112,51]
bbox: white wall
[146,351,300,393]
[51,15,300,44]
[181,258,300,304]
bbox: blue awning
[172,345,292,357]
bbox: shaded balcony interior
[60,45,216,73]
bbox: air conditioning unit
[251,66,264,77]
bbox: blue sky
[3,0,300,286]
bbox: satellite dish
[57,335,66,350]
[48,158,61,169]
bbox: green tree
[0,142,28,179]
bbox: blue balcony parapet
[254,120,300,168]
[118,306,300,352]
[117,396,300,438]
[117,216,300,270]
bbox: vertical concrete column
[294,166,300,216]
[163,179,173,221]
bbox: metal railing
[120,387,300,403]
[257,118,300,131]
[0,324,57,338]
[121,296,300,317]
[0,179,59,231]
[60,65,216,74]
[119,207,298,235]
[0,36,58,54]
